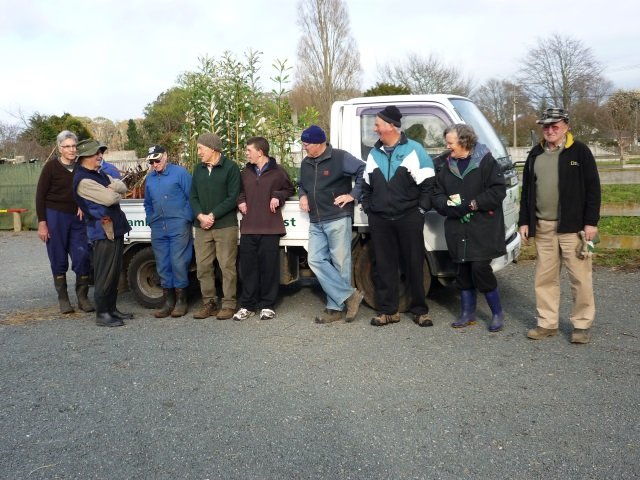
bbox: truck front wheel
[127,247,164,308]
[353,242,432,313]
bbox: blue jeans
[307,216,355,311]
[151,219,193,289]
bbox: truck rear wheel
[353,241,432,313]
[127,247,164,308]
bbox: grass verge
[518,243,640,271]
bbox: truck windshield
[450,98,511,167]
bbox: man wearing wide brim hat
[73,139,132,327]
[518,107,601,344]
[96,140,121,179]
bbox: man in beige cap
[189,132,241,319]
[518,108,601,344]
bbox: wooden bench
[0,208,28,232]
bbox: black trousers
[368,210,428,315]
[92,236,124,314]
[238,234,280,310]
[455,260,497,293]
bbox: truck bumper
[490,231,522,272]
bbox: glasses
[148,158,161,164]
[60,144,77,149]
[542,124,562,132]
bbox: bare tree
[378,53,473,96]
[596,89,640,163]
[295,0,362,131]
[472,79,536,147]
[517,33,610,111]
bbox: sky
[1,0,639,126]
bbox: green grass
[598,216,640,236]
[518,243,640,270]
[600,184,640,204]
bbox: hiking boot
[233,308,256,321]
[370,312,400,326]
[527,326,559,340]
[413,313,433,327]
[315,309,343,324]
[193,300,219,319]
[571,328,591,344]
[344,289,364,322]
[260,308,276,320]
[216,308,235,320]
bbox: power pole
[513,95,517,148]
[635,100,639,147]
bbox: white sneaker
[260,308,275,320]
[233,308,255,321]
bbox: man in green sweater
[189,132,241,319]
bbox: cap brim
[536,118,565,125]
[146,153,163,160]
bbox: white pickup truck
[121,94,521,310]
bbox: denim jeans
[307,216,355,311]
[151,218,193,289]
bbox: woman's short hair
[443,124,477,150]
[56,130,78,147]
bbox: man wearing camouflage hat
[518,108,601,344]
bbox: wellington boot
[75,274,95,312]
[54,275,74,314]
[154,288,176,318]
[95,312,124,327]
[451,289,477,328]
[171,288,188,317]
[485,289,505,332]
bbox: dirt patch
[0,306,88,325]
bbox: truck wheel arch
[127,246,164,308]
[353,240,432,313]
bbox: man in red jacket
[233,137,295,321]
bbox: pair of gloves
[447,195,476,223]
[576,230,597,259]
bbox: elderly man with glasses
[143,145,194,318]
[518,108,601,344]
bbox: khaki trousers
[194,226,238,309]
[534,219,595,329]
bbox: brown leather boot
[171,288,188,317]
[154,288,176,318]
[193,300,219,319]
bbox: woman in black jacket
[432,124,507,332]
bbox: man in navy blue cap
[298,125,366,324]
[361,105,435,327]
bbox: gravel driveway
[0,231,638,479]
